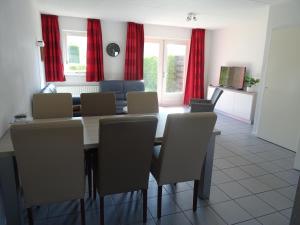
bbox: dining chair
[150,112,217,218]
[32,93,73,119]
[190,87,223,112]
[10,120,86,225]
[80,92,116,116]
[127,92,159,114]
[94,115,158,225]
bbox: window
[63,31,87,74]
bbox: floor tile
[171,190,208,211]
[257,190,293,211]
[240,164,268,177]
[211,200,252,225]
[280,208,293,219]
[238,177,271,194]
[156,212,191,225]
[214,158,236,169]
[257,212,289,225]
[234,219,262,225]
[218,181,251,199]
[256,174,289,189]
[184,206,226,225]
[164,182,192,194]
[275,170,300,185]
[277,185,297,200]
[222,167,251,180]
[235,195,275,217]
[225,156,251,166]
[208,186,230,204]
[257,162,285,173]
[148,195,181,218]
[212,170,233,185]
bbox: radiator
[56,85,99,97]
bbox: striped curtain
[86,19,104,82]
[124,22,144,80]
[41,14,65,82]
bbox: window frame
[61,30,87,76]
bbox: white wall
[0,0,42,137]
[207,7,269,86]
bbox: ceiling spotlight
[186,12,197,22]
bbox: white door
[144,39,189,106]
[257,27,300,152]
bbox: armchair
[190,87,223,112]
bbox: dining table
[0,109,220,225]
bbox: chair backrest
[80,92,116,116]
[127,92,159,114]
[96,115,158,196]
[10,120,85,207]
[32,93,73,119]
[211,88,223,106]
[156,112,217,185]
[124,80,145,94]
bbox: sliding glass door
[144,39,189,106]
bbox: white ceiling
[35,0,290,29]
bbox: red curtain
[41,14,65,82]
[124,22,144,80]
[183,29,205,105]
[86,19,104,82]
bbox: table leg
[290,176,300,225]
[0,156,22,225]
[198,134,216,200]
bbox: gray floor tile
[212,170,234,185]
[164,182,192,194]
[256,174,289,189]
[235,195,275,217]
[171,190,208,211]
[225,156,252,166]
[208,186,230,204]
[277,185,297,200]
[272,158,295,170]
[275,170,300,185]
[184,206,226,225]
[211,200,252,225]
[156,212,191,225]
[238,177,271,194]
[257,212,289,225]
[257,162,285,173]
[218,181,251,199]
[148,195,181,218]
[280,208,293,220]
[222,167,251,180]
[240,164,268,177]
[214,158,236,169]
[235,219,262,225]
[257,190,293,211]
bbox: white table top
[0,109,220,157]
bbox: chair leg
[27,207,33,225]
[100,196,104,225]
[92,152,97,199]
[193,180,199,211]
[87,153,92,198]
[80,199,86,225]
[157,186,162,219]
[142,189,147,222]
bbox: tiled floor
[22,113,299,225]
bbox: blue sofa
[99,80,145,114]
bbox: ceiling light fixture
[186,12,197,22]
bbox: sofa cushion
[100,80,125,100]
[124,80,145,94]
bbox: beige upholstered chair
[127,92,159,114]
[32,93,73,119]
[190,88,223,112]
[80,93,116,116]
[95,115,158,225]
[150,112,217,218]
[10,120,86,225]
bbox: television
[219,66,246,90]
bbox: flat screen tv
[219,66,246,90]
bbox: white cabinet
[208,86,256,124]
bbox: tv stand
[208,86,256,124]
